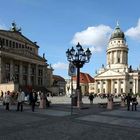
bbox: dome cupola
[110,22,125,40]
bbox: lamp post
[66,42,92,108]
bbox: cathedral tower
[106,22,128,72]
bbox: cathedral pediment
[95,69,124,78]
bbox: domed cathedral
[94,22,140,95]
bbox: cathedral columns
[100,81,103,93]
[117,79,120,94]
[95,81,98,94]
[124,79,127,94]
[110,53,112,64]
[106,80,108,93]
[111,80,114,94]
[135,79,138,94]
[136,79,139,93]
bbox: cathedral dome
[110,23,125,40]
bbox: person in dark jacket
[88,93,94,105]
[29,90,37,112]
[125,93,132,111]
[131,95,138,111]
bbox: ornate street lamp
[66,42,92,108]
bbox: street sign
[68,62,76,76]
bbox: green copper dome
[110,23,125,40]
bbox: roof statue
[11,21,21,32]
[43,53,45,59]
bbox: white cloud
[52,62,68,70]
[125,19,140,41]
[71,25,112,53]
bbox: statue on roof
[43,53,45,59]
[11,21,21,32]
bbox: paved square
[77,109,140,128]
[26,109,72,116]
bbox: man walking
[17,89,25,112]
[29,90,37,112]
[125,93,132,111]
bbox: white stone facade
[94,23,140,95]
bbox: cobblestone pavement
[0,96,140,140]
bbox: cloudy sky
[0,0,140,78]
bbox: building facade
[0,22,53,92]
[51,75,66,96]
[66,72,94,96]
[94,23,140,95]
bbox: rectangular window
[38,77,42,85]
[6,73,10,82]
[9,41,12,47]
[13,42,15,47]
[2,38,5,45]
[19,44,21,48]
[23,66,27,74]
[31,76,34,85]
[6,63,10,71]
[31,68,35,75]
[38,69,43,76]
[15,64,19,73]
[22,45,24,48]
[15,74,19,82]
[16,42,18,48]
[6,39,8,46]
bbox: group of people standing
[88,92,138,111]
[125,93,138,111]
[0,89,50,112]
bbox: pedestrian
[131,95,138,111]
[45,94,51,107]
[107,94,113,110]
[17,89,25,112]
[88,93,94,105]
[39,92,46,109]
[125,93,132,111]
[0,90,3,101]
[29,90,37,112]
[4,91,11,110]
[121,94,125,107]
